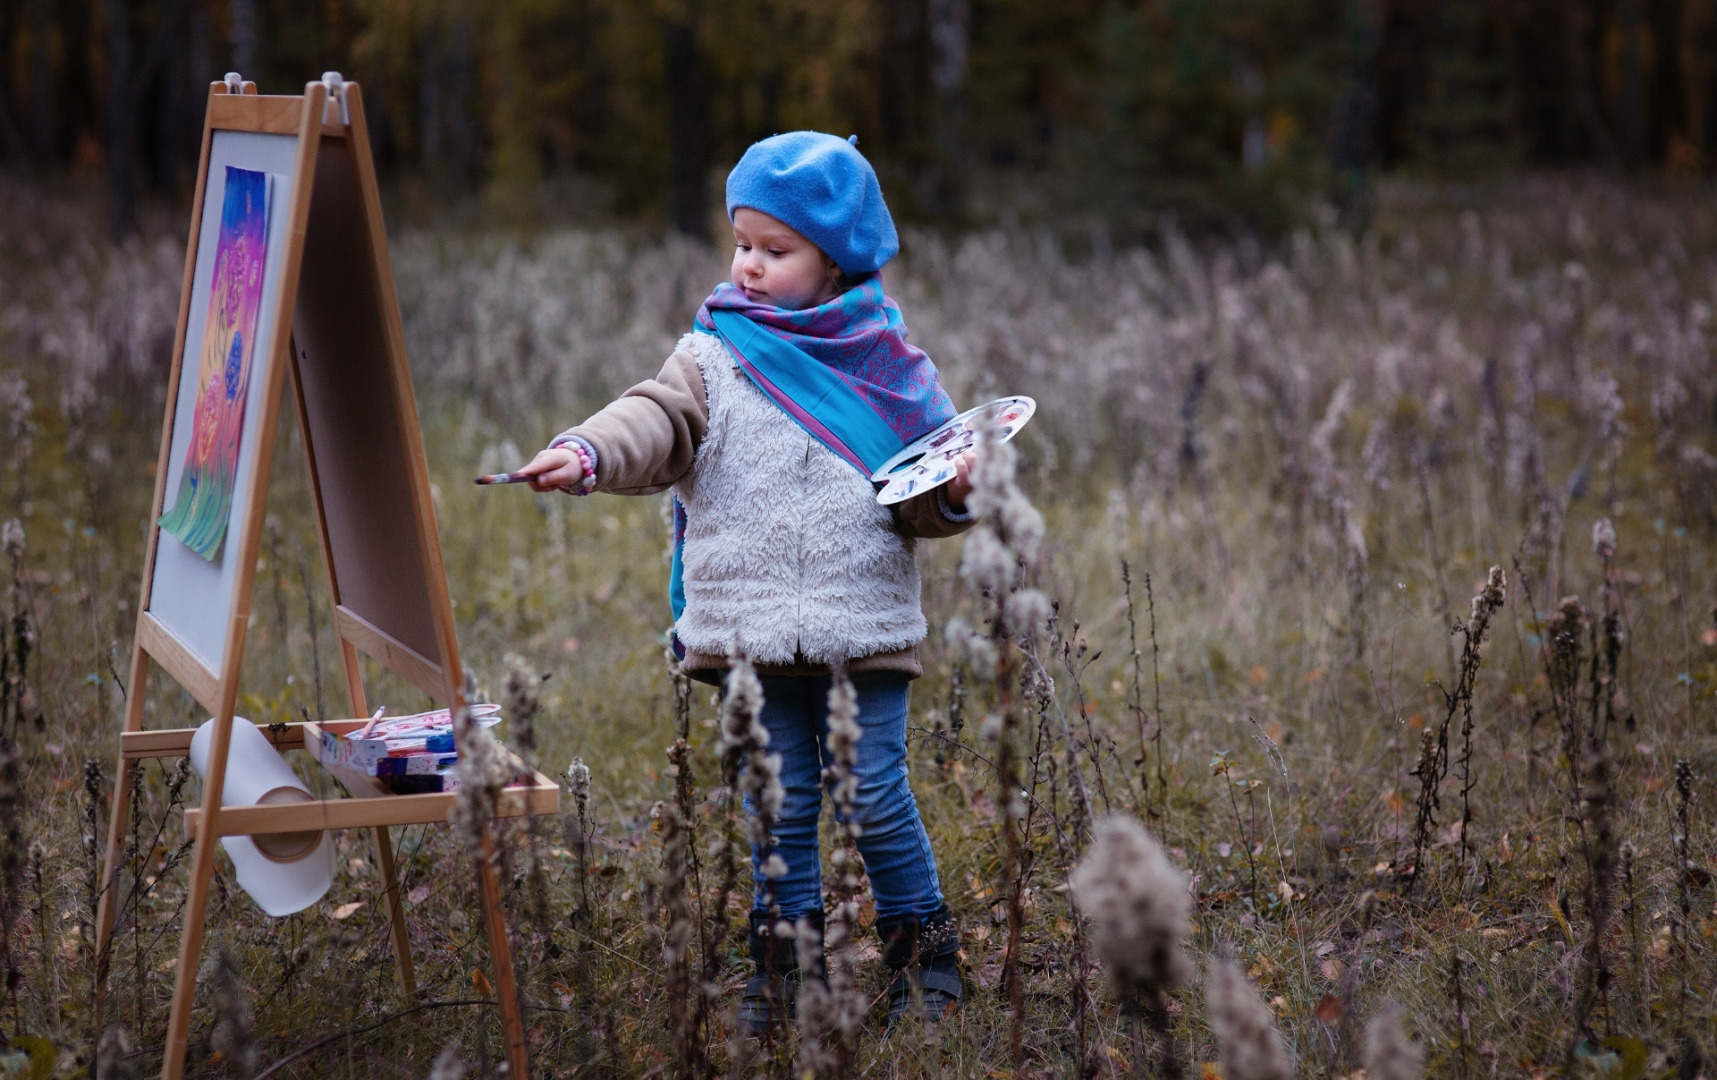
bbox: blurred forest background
[4,0,1717,237]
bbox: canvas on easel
[94,73,555,1080]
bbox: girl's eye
[768,249,785,257]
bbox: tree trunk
[878,0,928,156]
[1330,0,1381,228]
[1565,0,1618,167]
[661,10,708,237]
[1648,0,1687,161]
[1619,0,1646,163]
[27,0,55,166]
[926,0,968,218]
[1371,0,1434,167]
[419,22,442,168]
[103,0,138,236]
[230,0,256,76]
[447,11,478,189]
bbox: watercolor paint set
[315,703,503,779]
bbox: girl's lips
[741,286,765,302]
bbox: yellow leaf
[330,901,364,920]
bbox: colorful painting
[158,166,274,561]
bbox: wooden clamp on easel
[92,72,557,1080]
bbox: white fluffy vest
[672,332,926,664]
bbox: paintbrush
[474,472,537,485]
[355,706,387,739]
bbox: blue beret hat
[726,131,899,275]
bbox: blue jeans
[746,673,945,921]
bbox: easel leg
[372,825,417,999]
[160,701,240,1080]
[478,834,529,1078]
[160,820,219,1080]
[94,646,151,1022]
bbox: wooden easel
[93,73,556,1080]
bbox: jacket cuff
[548,433,600,494]
[937,487,975,522]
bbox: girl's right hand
[515,446,584,492]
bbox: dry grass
[0,173,1713,1078]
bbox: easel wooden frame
[93,75,555,1080]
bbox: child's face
[730,208,840,310]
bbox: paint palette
[873,396,1036,506]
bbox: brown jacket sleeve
[559,348,708,495]
[892,487,979,540]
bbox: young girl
[517,131,974,1028]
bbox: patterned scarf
[693,275,955,447]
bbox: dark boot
[876,905,962,1024]
[739,909,824,1035]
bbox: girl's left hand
[945,451,977,511]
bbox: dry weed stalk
[714,649,786,1041]
[1072,815,1190,1079]
[503,656,555,962]
[1574,738,1616,1036]
[426,1044,465,1079]
[95,1024,139,1080]
[1673,759,1694,1022]
[209,947,259,1079]
[564,757,592,916]
[951,411,1046,1066]
[1120,560,1152,811]
[449,714,510,855]
[658,645,708,1078]
[1362,1003,1423,1080]
[0,519,34,1022]
[1405,566,1505,893]
[793,668,867,1077]
[1205,955,1294,1080]
[656,756,703,1079]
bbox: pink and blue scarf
[669,276,955,626]
[693,276,955,475]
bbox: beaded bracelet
[548,435,598,496]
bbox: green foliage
[6,0,1716,234]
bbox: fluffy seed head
[1071,815,1192,995]
[825,670,862,815]
[427,1044,467,1080]
[565,756,591,811]
[959,525,1014,595]
[450,716,512,850]
[1004,587,1052,637]
[96,1026,139,1080]
[1206,955,1294,1080]
[718,652,768,767]
[1362,1002,1423,1080]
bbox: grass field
[0,173,1714,1079]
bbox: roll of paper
[189,717,334,917]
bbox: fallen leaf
[472,968,494,995]
[330,901,364,920]
[970,788,997,822]
[1315,993,1343,1023]
[407,885,431,905]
